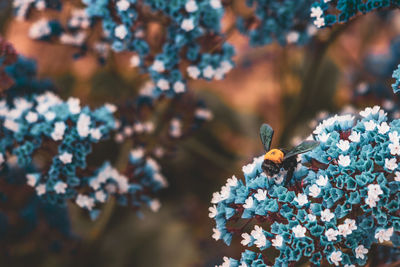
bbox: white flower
[95,190,107,202]
[77,113,91,137]
[364,120,377,131]
[241,233,251,246]
[220,185,231,201]
[59,152,73,164]
[389,142,400,156]
[330,251,342,266]
[395,171,400,182]
[149,199,161,212]
[368,184,383,197]
[375,227,393,243]
[378,122,390,134]
[226,176,238,187]
[314,17,325,28]
[254,233,266,248]
[325,228,339,241]
[339,219,357,237]
[4,119,19,132]
[211,192,222,203]
[210,0,222,9]
[116,0,130,11]
[243,196,254,209]
[308,184,321,198]
[316,175,328,187]
[29,19,51,39]
[212,228,220,240]
[114,24,128,39]
[130,55,140,67]
[26,174,38,187]
[308,214,316,221]
[76,194,95,210]
[35,184,46,196]
[385,158,397,171]
[286,31,299,44]
[187,66,201,79]
[203,65,215,79]
[365,196,378,208]
[272,235,283,248]
[173,81,185,93]
[349,131,361,142]
[389,131,400,143]
[338,155,351,167]
[294,193,308,206]
[25,111,38,123]
[310,6,323,18]
[185,0,198,12]
[157,79,170,91]
[242,162,256,175]
[318,132,330,142]
[355,245,368,259]
[90,128,102,140]
[337,140,350,151]
[181,18,194,31]
[67,97,81,114]
[321,208,335,222]
[250,225,263,239]
[208,205,217,218]
[151,60,165,72]
[254,189,267,201]
[292,225,306,238]
[54,181,67,194]
[51,121,66,141]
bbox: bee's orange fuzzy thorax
[264,149,284,164]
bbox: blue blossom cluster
[69,151,168,220]
[210,106,400,266]
[311,0,400,28]
[237,0,317,46]
[14,0,235,96]
[0,91,116,202]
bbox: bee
[260,123,319,185]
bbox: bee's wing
[283,140,319,160]
[260,123,274,151]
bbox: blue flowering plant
[14,0,235,96]
[311,0,400,28]
[0,36,212,223]
[210,106,400,266]
[236,0,317,46]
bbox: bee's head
[264,149,284,164]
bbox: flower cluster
[211,106,399,266]
[14,0,235,96]
[311,0,400,28]
[0,37,17,92]
[236,0,317,46]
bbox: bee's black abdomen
[283,156,299,185]
[283,156,298,171]
[262,160,281,177]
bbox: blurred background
[1,1,400,266]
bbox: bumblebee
[259,123,319,185]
